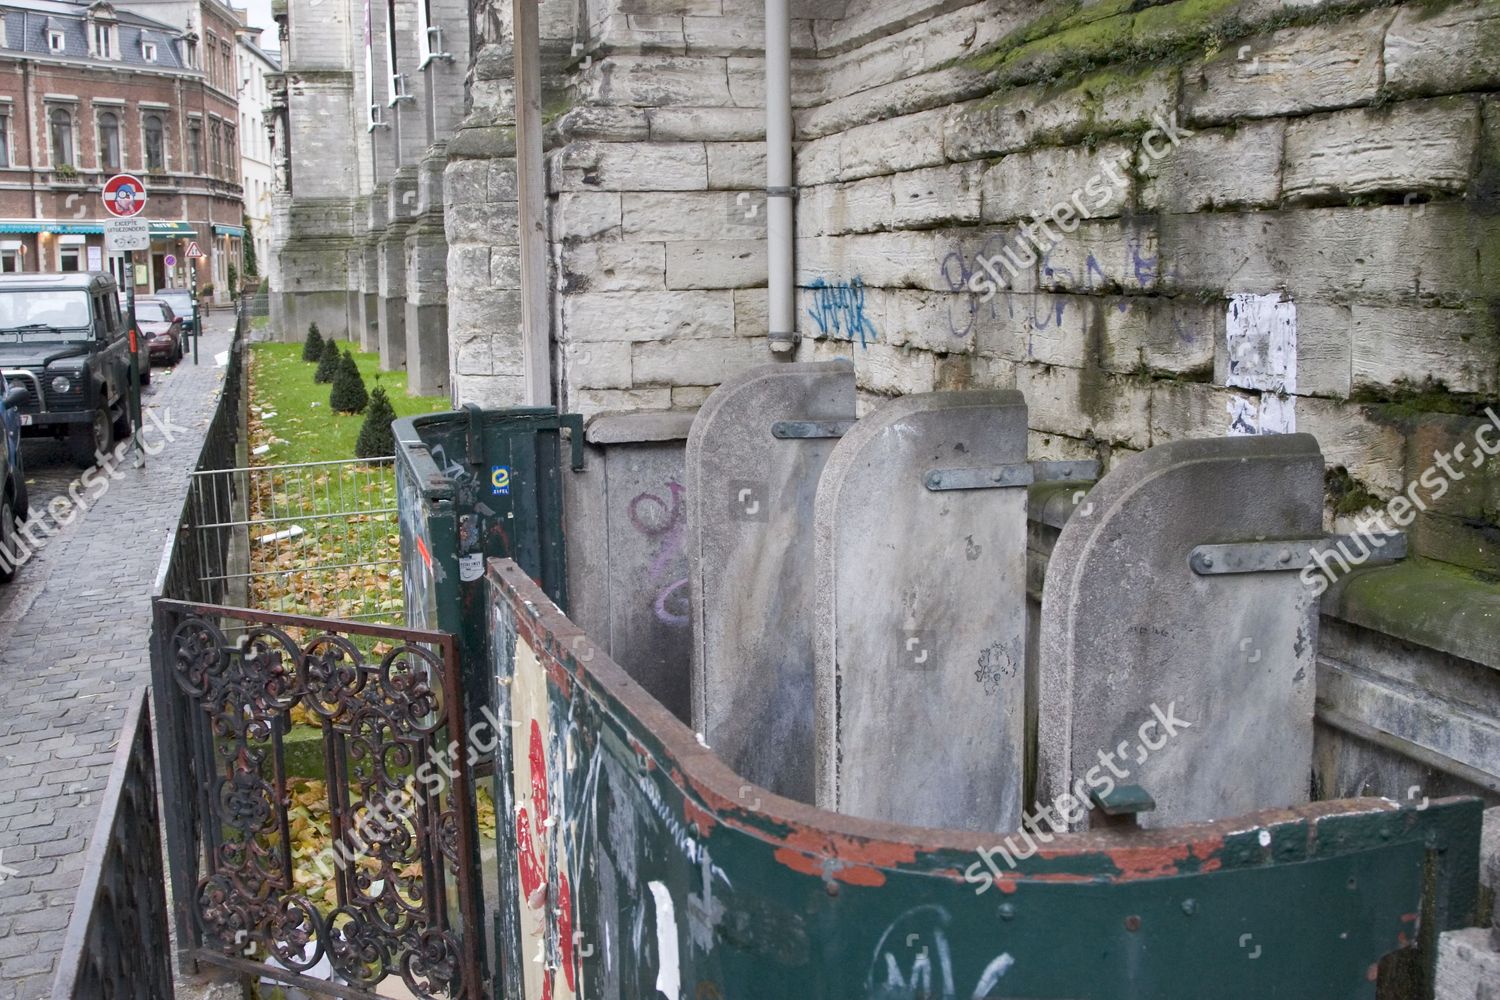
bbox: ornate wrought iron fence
[152,599,485,1000]
[50,687,173,999]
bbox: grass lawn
[248,338,449,464]
[245,339,450,622]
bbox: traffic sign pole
[126,261,144,468]
[101,173,147,466]
[192,286,200,366]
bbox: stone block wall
[525,0,1500,571]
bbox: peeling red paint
[684,798,719,837]
[773,847,886,887]
[544,656,572,698]
[1091,837,1226,881]
[776,823,920,871]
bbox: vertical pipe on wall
[765,0,796,354]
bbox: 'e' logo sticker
[491,466,511,496]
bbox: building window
[59,246,81,273]
[92,23,112,59]
[97,111,120,171]
[225,125,237,180]
[187,120,202,173]
[209,121,221,176]
[48,30,65,53]
[143,114,164,171]
[142,42,157,62]
[49,108,73,167]
[0,112,9,168]
[0,247,20,273]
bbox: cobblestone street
[0,312,236,998]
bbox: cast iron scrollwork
[165,611,471,999]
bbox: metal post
[513,0,552,406]
[125,252,144,468]
[192,285,200,365]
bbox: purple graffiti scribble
[628,480,690,628]
[1129,238,1158,288]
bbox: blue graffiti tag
[806,276,879,348]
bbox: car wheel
[140,364,152,386]
[70,405,112,469]
[0,493,18,583]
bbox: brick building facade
[0,0,244,301]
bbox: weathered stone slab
[814,391,1029,831]
[1038,434,1325,830]
[688,359,856,802]
[566,412,698,723]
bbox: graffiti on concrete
[628,479,690,628]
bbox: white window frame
[142,41,157,62]
[91,22,114,59]
[48,30,66,53]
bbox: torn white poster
[1227,392,1297,436]
[1226,293,1297,394]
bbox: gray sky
[239,0,279,48]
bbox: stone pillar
[1037,434,1326,830]
[358,198,385,353]
[377,171,416,372]
[687,359,856,803]
[813,391,1030,832]
[443,41,524,407]
[404,143,450,397]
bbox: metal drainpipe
[765,0,796,354]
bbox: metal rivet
[998,903,1016,921]
[1125,915,1142,932]
[1202,555,1215,568]
[824,881,839,897]
[1181,899,1196,915]
[1278,548,1293,564]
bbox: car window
[0,289,92,336]
[137,302,170,322]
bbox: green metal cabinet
[395,404,581,715]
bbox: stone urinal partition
[814,390,1030,832]
[686,359,857,803]
[1037,433,1326,830]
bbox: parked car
[154,288,197,336]
[0,370,29,583]
[0,272,139,467]
[134,298,185,366]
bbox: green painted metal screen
[486,558,1483,1000]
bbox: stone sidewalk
[0,314,236,998]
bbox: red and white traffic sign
[101,173,147,218]
[185,240,204,259]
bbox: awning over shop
[151,222,198,236]
[0,221,105,234]
[213,224,246,238]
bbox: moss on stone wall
[1351,378,1499,420]
[1326,466,1386,516]
[960,0,1399,87]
